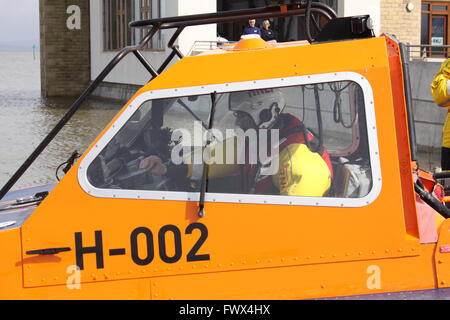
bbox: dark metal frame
[399,42,418,162]
[399,43,450,218]
[0,1,337,200]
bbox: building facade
[90,0,217,89]
[40,0,91,97]
[38,0,450,151]
[40,0,449,97]
[90,0,449,88]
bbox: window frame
[77,72,382,208]
[421,1,450,57]
[103,0,164,52]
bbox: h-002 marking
[74,223,210,270]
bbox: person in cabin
[242,19,261,37]
[139,89,333,197]
[260,20,276,42]
[431,58,450,171]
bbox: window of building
[80,73,381,207]
[138,0,164,50]
[103,0,164,51]
[421,2,449,57]
[217,0,337,42]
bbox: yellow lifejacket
[273,143,331,196]
[431,58,450,148]
[185,136,331,197]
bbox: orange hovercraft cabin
[1,2,450,300]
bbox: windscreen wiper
[198,91,217,217]
[177,97,221,142]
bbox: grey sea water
[0,52,121,189]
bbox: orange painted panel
[436,219,450,288]
[8,36,438,299]
[151,245,437,300]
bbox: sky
[0,0,39,50]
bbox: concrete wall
[40,0,90,97]
[409,60,447,148]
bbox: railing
[190,43,450,60]
[187,40,237,56]
[405,44,450,61]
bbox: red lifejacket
[240,113,333,194]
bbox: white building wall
[177,0,217,55]
[90,0,216,86]
[337,0,380,36]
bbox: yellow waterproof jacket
[185,136,331,197]
[272,143,331,196]
[431,58,450,148]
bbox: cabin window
[81,74,380,207]
[103,0,164,51]
[86,95,211,192]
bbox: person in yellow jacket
[139,89,332,197]
[431,58,450,170]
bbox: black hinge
[26,247,71,255]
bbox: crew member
[431,58,450,170]
[242,19,261,36]
[140,89,333,197]
[261,20,276,42]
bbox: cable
[329,82,357,128]
[55,151,80,181]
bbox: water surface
[0,52,121,189]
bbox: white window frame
[77,72,382,208]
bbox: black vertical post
[399,42,418,162]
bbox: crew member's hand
[139,155,167,175]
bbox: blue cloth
[242,26,261,36]
[261,28,275,41]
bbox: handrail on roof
[129,2,336,31]
[131,2,336,70]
